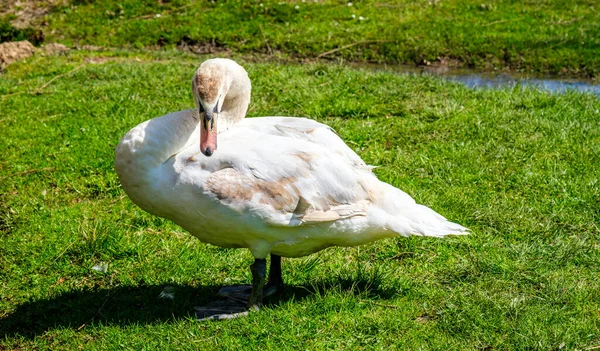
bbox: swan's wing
[239,117,373,171]
[202,130,373,227]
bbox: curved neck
[116,109,199,175]
[115,109,201,219]
[219,85,250,132]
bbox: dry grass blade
[0,167,56,181]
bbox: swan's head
[192,58,251,157]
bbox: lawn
[2,0,600,77]
[1,49,599,349]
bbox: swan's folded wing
[203,148,372,227]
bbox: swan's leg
[195,258,266,321]
[218,255,283,298]
[247,258,267,309]
[264,254,284,297]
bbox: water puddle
[351,63,600,97]
[443,71,600,97]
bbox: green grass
[5,0,599,77]
[1,50,599,349]
[0,18,44,45]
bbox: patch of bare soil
[0,41,71,70]
[76,45,104,51]
[418,56,463,74]
[0,0,66,29]
[175,36,229,55]
[84,56,119,64]
[0,40,35,68]
[40,42,68,55]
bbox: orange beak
[200,111,217,156]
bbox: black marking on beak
[204,147,213,157]
[199,104,207,129]
[201,96,219,132]
[202,114,208,130]
[203,111,215,131]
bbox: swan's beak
[200,110,217,157]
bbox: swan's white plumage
[115,59,467,259]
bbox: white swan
[115,58,467,319]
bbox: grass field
[2,0,600,349]
[1,49,599,349]
[2,0,600,77]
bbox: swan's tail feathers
[376,183,469,238]
[385,203,468,238]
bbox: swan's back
[238,117,372,170]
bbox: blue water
[445,72,600,97]
[353,62,600,97]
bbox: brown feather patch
[205,168,299,212]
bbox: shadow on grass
[0,284,217,338]
[1,273,396,339]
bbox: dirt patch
[0,40,69,69]
[0,0,67,29]
[84,56,119,64]
[77,44,104,51]
[0,40,35,68]
[40,42,68,54]
[429,57,462,74]
[417,56,463,74]
[175,36,229,55]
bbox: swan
[115,58,467,320]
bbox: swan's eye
[199,105,205,113]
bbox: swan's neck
[219,86,250,132]
[115,109,199,176]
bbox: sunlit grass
[1,51,599,350]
